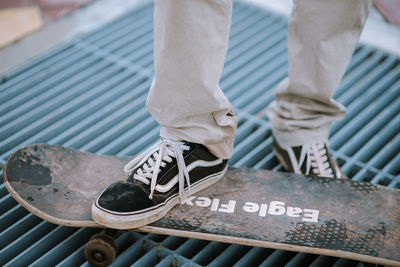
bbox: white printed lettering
[195,197,212,207]
[259,204,268,217]
[243,202,259,213]
[181,196,195,206]
[286,207,302,217]
[302,209,319,222]
[210,198,220,211]
[268,201,286,215]
[218,200,236,213]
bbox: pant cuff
[272,125,331,147]
[160,127,234,159]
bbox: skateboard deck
[3,144,400,266]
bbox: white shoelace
[124,140,191,200]
[285,143,338,178]
[309,143,334,177]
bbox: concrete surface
[0,0,148,75]
[0,7,43,49]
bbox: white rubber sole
[91,166,227,229]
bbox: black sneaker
[92,139,228,229]
[273,138,345,178]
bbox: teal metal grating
[1,1,399,266]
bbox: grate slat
[0,221,57,266]
[0,43,78,91]
[31,228,99,266]
[3,226,76,266]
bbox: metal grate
[1,1,399,266]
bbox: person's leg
[147,0,236,159]
[92,0,236,229]
[267,0,372,177]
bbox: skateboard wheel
[84,233,118,267]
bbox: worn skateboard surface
[3,144,400,266]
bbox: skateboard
[3,144,400,267]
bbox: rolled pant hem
[160,127,234,160]
[273,126,331,147]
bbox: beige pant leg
[147,0,236,159]
[267,0,372,147]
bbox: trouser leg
[267,0,372,147]
[147,0,236,159]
